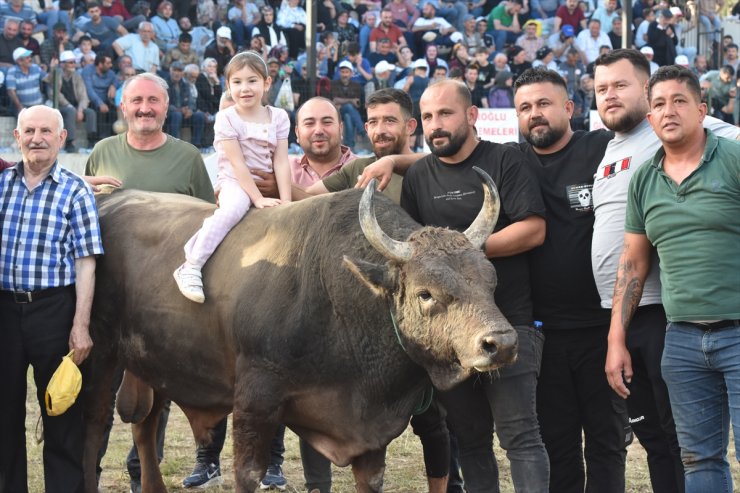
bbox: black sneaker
[182,462,223,489]
[259,464,287,490]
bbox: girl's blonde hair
[224,50,269,82]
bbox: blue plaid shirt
[0,161,104,291]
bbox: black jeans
[0,286,84,493]
[536,325,631,493]
[625,305,684,493]
[439,325,549,493]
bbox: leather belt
[0,285,73,303]
[695,320,740,331]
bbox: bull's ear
[343,256,395,297]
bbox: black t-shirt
[401,141,546,326]
[517,130,614,330]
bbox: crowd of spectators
[0,0,736,153]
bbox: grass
[25,369,739,492]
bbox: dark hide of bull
[82,188,516,493]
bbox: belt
[0,285,73,303]
[694,320,740,331]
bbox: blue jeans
[661,320,740,493]
[493,29,519,52]
[699,15,722,42]
[339,103,364,148]
[167,109,206,147]
[438,325,549,493]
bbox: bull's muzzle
[470,328,518,372]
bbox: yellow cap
[45,350,82,416]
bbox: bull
[82,170,517,493]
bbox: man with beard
[402,79,549,493]
[85,73,214,493]
[298,88,423,204]
[594,49,739,493]
[511,67,629,493]
[290,96,356,188]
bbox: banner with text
[474,109,519,144]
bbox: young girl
[174,51,291,303]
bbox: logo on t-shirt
[566,183,593,212]
[596,157,632,181]
[432,189,477,202]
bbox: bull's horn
[463,167,501,250]
[359,179,413,263]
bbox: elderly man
[113,21,160,73]
[0,105,104,493]
[0,17,24,69]
[50,50,97,151]
[166,61,205,149]
[331,60,366,150]
[85,73,214,492]
[612,65,740,493]
[576,19,612,64]
[6,47,46,115]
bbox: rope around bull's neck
[389,308,434,415]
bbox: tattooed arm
[605,232,653,399]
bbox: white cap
[412,58,428,69]
[374,60,395,73]
[670,6,682,16]
[338,60,353,71]
[59,50,76,62]
[12,47,32,61]
[640,46,654,55]
[449,31,464,44]
[216,26,231,39]
[675,55,689,66]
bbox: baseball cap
[660,8,673,18]
[640,46,654,55]
[374,60,395,73]
[338,60,353,71]
[675,55,689,66]
[59,50,76,62]
[449,31,464,44]
[412,58,428,69]
[52,21,67,31]
[45,350,82,416]
[561,25,575,37]
[216,25,231,39]
[266,57,280,65]
[536,47,552,59]
[670,6,683,16]
[170,60,184,70]
[12,47,32,61]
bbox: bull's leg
[232,364,284,493]
[351,447,386,493]
[82,350,118,493]
[133,391,168,493]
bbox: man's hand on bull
[84,175,122,192]
[355,155,395,191]
[253,169,279,198]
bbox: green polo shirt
[625,130,740,322]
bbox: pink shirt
[214,105,290,190]
[290,145,356,187]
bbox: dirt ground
[24,371,740,492]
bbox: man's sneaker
[182,462,223,489]
[259,464,287,490]
[174,264,205,303]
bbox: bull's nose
[478,330,518,364]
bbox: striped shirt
[0,161,104,291]
[6,64,46,107]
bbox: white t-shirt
[591,117,740,309]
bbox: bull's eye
[417,290,434,302]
